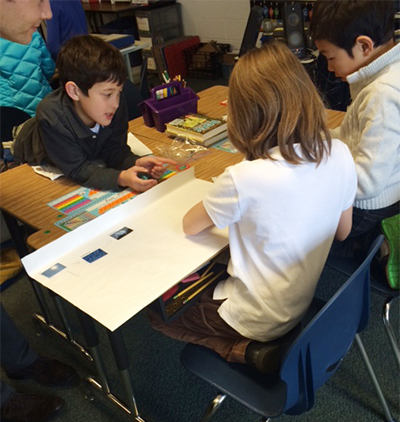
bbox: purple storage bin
[140,81,199,132]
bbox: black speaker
[282,3,306,58]
[239,5,264,57]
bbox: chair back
[281,235,384,415]
[0,106,31,160]
[0,107,31,142]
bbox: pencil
[183,270,224,304]
[173,271,214,299]
[201,260,216,278]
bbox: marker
[162,70,170,83]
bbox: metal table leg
[77,309,147,421]
[108,327,146,421]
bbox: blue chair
[326,234,400,371]
[181,235,397,422]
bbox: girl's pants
[147,288,251,363]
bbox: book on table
[165,114,227,146]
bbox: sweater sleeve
[350,84,400,202]
[39,118,123,190]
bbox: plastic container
[184,43,230,79]
[135,3,182,35]
[138,25,183,48]
[140,81,198,132]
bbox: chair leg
[355,334,397,422]
[382,296,400,371]
[200,394,226,422]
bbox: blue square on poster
[42,263,66,278]
[83,249,108,263]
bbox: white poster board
[22,168,228,332]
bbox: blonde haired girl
[149,42,357,374]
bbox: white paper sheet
[127,132,153,156]
[22,168,228,332]
[32,164,64,181]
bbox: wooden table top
[129,85,244,182]
[0,85,344,250]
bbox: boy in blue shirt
[14,35,175,191]
[310,0,400,259]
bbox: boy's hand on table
[118,157,177,192]
[118,166,157,192]
[135,156,177,179]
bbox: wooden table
[0,86,238,249]
[129,85,345,181]
[0,84,344,421]
[0,85,344,250]
[129,86,244,182]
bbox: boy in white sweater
[310,1,400,256]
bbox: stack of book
[165,113,227,146]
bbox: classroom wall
[177,0,250,52]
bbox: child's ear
[65,81,81,102]
[354,36,374,57]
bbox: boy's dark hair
[310,0,395,57]
[56,35,127,95]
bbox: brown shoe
[1,392,64,422]
[6,357,79,387]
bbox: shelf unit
[136,3,183,73]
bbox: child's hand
[117,166,158,192]
[135,156,177,179]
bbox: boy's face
[74,81,123,128]
[315,39,367,81]
[0,0,52,45]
